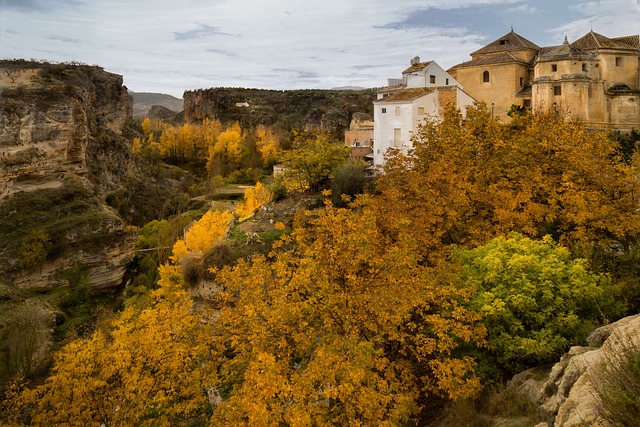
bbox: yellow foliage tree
[235,181,272,221]
[210,201,485,425]
[1,264,213,427]
[170,210,234,264]
[375,104,640,262]
[255,124,279,164]
[131,136,142,155]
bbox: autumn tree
[209,201,486,425]
[374,104,640,263]
[235,181,272,221]
[170,209,233,265]
[207,121,246,176]
[282,132,349,192]
[255,124,280,165]
[1,265,214,427]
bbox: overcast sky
[1,0,638,98]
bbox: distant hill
[183,87,376,136]
[130,91,184,118]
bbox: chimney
[410,56,420,65]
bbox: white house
[372,58,475,168]
[373,85,475,168]
[402,57,463,89]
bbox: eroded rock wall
[0,61,135,291]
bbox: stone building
[448,30,640,130]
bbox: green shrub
[454,233,612,378]
[18,230,50,272]
[331,159,368,207]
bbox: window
[523,99,531,107]
[499,39,508,45]
[429,75,436,84]
[615,57,622,66]
[582,63,587,72]
[395,107,401,116]
[418,107,425,115]
[393,128,401,147]
[381,108,386,113]
[551,64,558,72]
[445,78,449,85]
[483,70,490,83]
[554,85,561,96]
[520,77,524,86]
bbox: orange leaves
[376,104,640,261]
[210,202,485,424]
[4,266,213,426]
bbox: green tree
[330,159,369,207]
[282,132,349,192]
[454,233,613,376]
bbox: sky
[1,0,639,98]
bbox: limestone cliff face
[509,314,640,427]
[0,61,132,199]
[0,61,136,291]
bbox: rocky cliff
[0,60,136,291]
[508,314,640,427]
[183,87,376,136]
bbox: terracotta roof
[449,52,529,69]
[402,61,433,74]
[571,31,638,51]
[612,35,640,49]
[471,30,539,56]
[537,39,596,62]
[374,87,436,103]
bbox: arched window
[483,70,490,83]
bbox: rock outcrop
[0,60,136,291]
[509,314,640,427]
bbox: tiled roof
[537,39,595,61]
[471,30,540,56]
[449,52,529,69]
[612,35,640,49]
[374,87,436,103]
[402,61,433,74]
[571,31,638,51]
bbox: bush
[454,233,612,378]
[18,230,50,272]
[331,160,368,207]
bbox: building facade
[373,59,475,168]
[373,86,475,167]
[448,30,640,130]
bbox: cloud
[205,48,240,58]
[507,4,538,13]
[351,65,384,71]
[49,35,80,44]
[549,0,640,41]
[272,68,320,80]
[174,24,235,41]
[0,0,83,12]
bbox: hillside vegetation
[2,102,640,426]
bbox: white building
[373,59,475,168]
